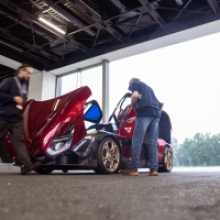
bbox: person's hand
[14,96,23,105]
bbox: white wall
[42,71,56,100]
[0,55,20,69]
[0,56,56,101]
[29,71,56,101]
[28,71,43,101]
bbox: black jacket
[0,77,28,122]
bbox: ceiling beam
[127,12,144,38]
[40,0,96,36]
[110,0,126,11]
[156,6,212,14]
[0,8,61,62]
[0,5,60,46]
[0,45,45,70]
[0,28,54,65]
[139,0,167,30]
[173,0,193,23]
[33,0,63,15]
[0,27,61,65]
[0,0,89,54]
[68,0,125,43]
[207,0,220,17]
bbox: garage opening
[108,31,220,168]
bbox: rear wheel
[34,167,54,175]
[158,146,173,172]
[97,137,121,174]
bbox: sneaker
[21,166,32,175]
[21,162,41,175]
[149,171,159,176]
[120,169,139,176]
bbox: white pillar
[102,60,109,123]
[0,55,55,101]
[77,68,82,88]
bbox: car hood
[22,86,92,155]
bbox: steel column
[102,60,110,123]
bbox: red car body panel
[7,86,91,157]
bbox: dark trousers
[0,119,32,167]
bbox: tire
[158,146,173,172]
[93,168,102,174]
[97,137,121,174]
[34,167,54,175]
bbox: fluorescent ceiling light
[39,17,66,35]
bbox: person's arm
[0,78,15,103]
[0,78,23,104]
[131,91,139,109]
[130,81,141,109]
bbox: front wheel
[158,146,173,172]
[97,137,121,174]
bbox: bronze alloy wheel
[159,146,173,172]
[164,147,173,171]
[97,137,121,174]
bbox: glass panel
[56,73,78,96]
[114,95,131,118]
[57,65,102,107]
[56,65,102,127]
[120,96,131,110]
[81,65,102,108]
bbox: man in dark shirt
[121,78,160,176]
[0,64,40,175]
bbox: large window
[81,66,102,108]
[110,32,220,143]
[109,31,220,167]
[56,65,102,108]
[56,73,78,96]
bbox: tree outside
[172,133,220,166]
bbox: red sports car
[6,86,173,174]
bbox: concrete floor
[0,165,220,220]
